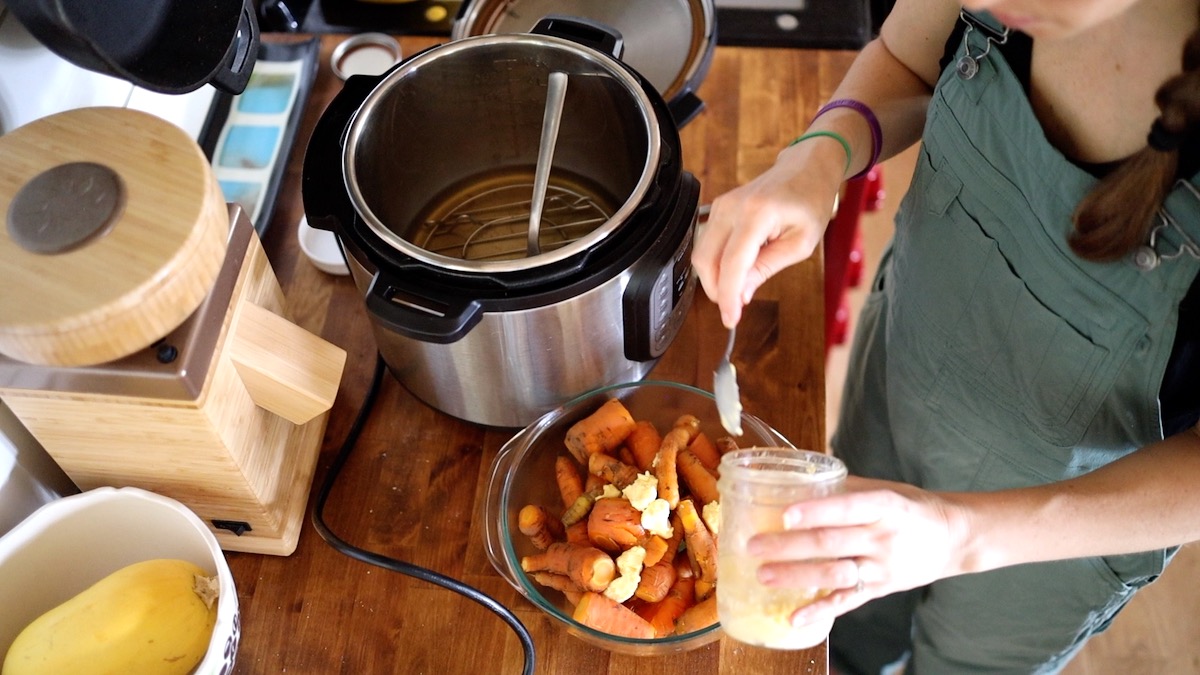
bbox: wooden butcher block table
[226,32,856,675]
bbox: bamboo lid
[0,107,228,367]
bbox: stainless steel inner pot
[343,33,661,274]
[304,22,699,428]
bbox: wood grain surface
[226,33,857,674]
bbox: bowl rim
[488,379,793,650]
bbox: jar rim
[718,447,847,485]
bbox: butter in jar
[716,447,847,649]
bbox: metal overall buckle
[1133,180,1200,271]
[956,10,1010,80]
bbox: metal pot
[452,0,716,126]
[304,17,699,427]
[3,0,259,95]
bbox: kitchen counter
[228,33,858,675]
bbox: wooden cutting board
[0,106,227,367]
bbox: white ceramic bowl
[0,487,239,674]
[298,215,350,275]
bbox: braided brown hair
[1070,21,1200,261]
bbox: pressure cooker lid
[451,0,715,112]
[343,31,664,275]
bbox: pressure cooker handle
[302,72,382,233]
[532,15,625,60]
[364,274,485,344]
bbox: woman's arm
[749,423,1200,623]
[691,0,962,327]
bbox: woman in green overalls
[692,0,1200,672]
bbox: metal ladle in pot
[527,71,568,257]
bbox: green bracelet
[788,130,852,176]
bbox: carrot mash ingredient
[625,420,663,471]
[521,542,616,593]
[519,504,566,550]
[674,594,719,635]
[643,569,696,637]
[677,498,718,601]
[564,398,637,464]
[687,432,722,471]
[573,591,657,639]
[603,545,647,603]
[587,497,645,553]
[634,557,677,603]
[555,455,585,510]
[677,448,719,505]
[588,452,641,489]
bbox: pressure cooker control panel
[622,175,699,362]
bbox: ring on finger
[852,558,865,594]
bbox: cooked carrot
[672,414,702,440]
[715,436,741,456]
[677,449,720,505]
[565,520,591,547]
[573,591,657,639]
[563,589,584,607]
[677,498,717,600]
[555,455,585,510]
[687,432,722,472]
[625,420,663,472]
[654,429,684,509]
[634,557,677,603]
[641,534,669,568]
[585,472,609,493]
[646,572,696,637]
[531,571,583,595]
[674,594,718,635]
[588,452,640,489]
[587,497,645,553]
[564,398,637,464]
[561,489,598,527]
[617,444,637,469]
[519,504,565,550]
[521,542,616,593]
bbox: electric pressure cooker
[304,17,699,427]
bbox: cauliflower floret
[621,472,659,511]
[602,545,646,603]
[640,498,674,539]
[702,500,721,538]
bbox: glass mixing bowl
[482,380,795,655]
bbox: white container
[716,447,846,650]
[0,487,239,673]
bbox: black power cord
[311,354,537,674]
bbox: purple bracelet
[813,98,883,180]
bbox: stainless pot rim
[451,0,715,106]
[342,32,663,275]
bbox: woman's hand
[691,139,846,327]
[747,476,973,625]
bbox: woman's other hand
[747,476,973,625]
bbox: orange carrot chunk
[625,420,663,472]
[555,455,585,511]
[519,504,566,550]
[677,449,720,505]
[564,398,637,464]
[521,542,616,593]
[687,432,722,472]
[573,592,657,639]
[674,594,718,635]
[587,497,645,553]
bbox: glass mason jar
[716,447,847,649]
